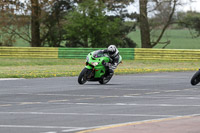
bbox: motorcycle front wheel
[78,68,88,84]
[191,70,200,86]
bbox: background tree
[177,11,200,37]
[103,0,137,48]
[0,0,28,46]
[139,0,178,48]
[139,0,151,48]
[65,0,120,47]
[27,0,74,47]
[65,0,136,48]
[0,0,137,47]
[40,0,74,47]
[31,0,41,47]
[0,0,74,47]
[0,0,137,48]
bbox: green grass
[0,58,199,78]
[14,29,200,49]
[0,58,84,78]
[128,29,200,49]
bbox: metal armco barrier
[0,47,200,60]
[58,48,99,59]
[134,48,200,60]
[0,47,58,58]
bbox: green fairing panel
[85,50,110,78]
[85,65,93,69]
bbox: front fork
[85,65,95,79]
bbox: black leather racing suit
[102,49,120,76]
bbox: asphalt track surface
[0,71,200,133]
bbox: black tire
[191,70,200,86]
[99,73,113,84]
[78,68,88,84]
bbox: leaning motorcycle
[78,50,122,84]
[191,69,200,85]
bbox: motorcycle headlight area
[91,62,99,66]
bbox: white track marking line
[0,78,24,81]
[1,100,200,106]
[0,104,12,107]
[19,102,41,105]
[48,100,69,103]
[0,125,83,129]
[4,102,200,107]
[164,90,181,92]
[40,102,200,107]
[0,112,185,117]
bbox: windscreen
[93,50,105,58]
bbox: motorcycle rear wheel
[99,74,113,84]
[191,70,200,86]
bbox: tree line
[0,0,199,48]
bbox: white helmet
[107,45,118,57]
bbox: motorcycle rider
[102,45,120,77]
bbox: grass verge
[0,58,199,78]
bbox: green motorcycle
[78,50,122,84]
